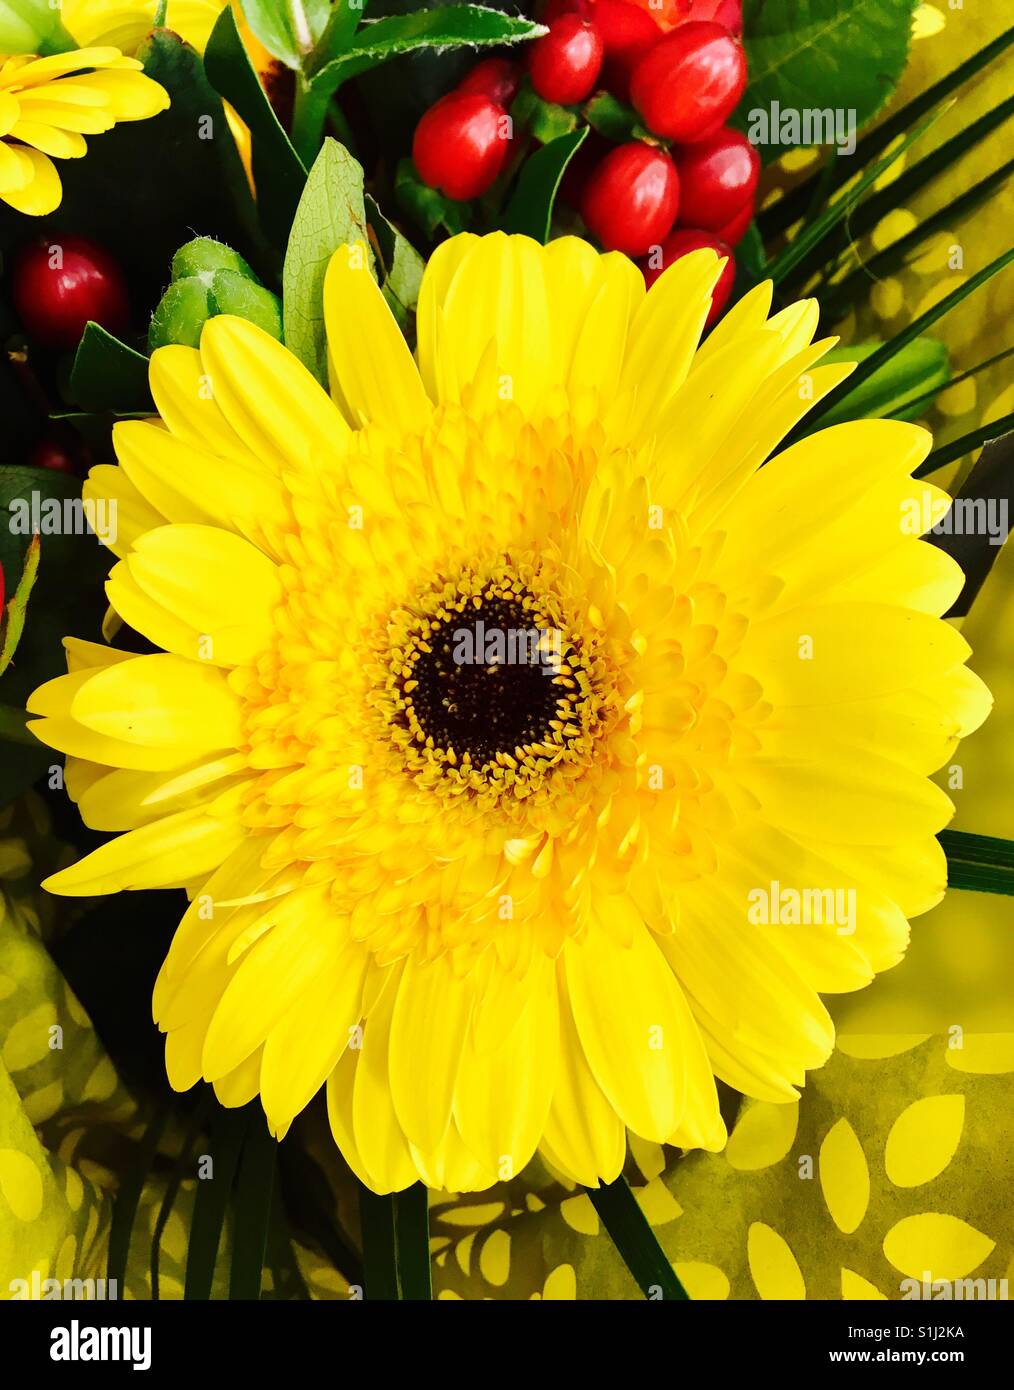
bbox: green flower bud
[209,271,283,342]
[171,237,256,285]
[148,276,212,351]
[0,0,75,55]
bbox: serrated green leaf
[206,4,308,249]
[503,126,587,243]
[738,0,918,165]
[759,24,1014,238]
[282,138,372,384]
[308,6,544,91]
[69,324,152,414]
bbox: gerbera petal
[125,524,282,667]
[0,146,61,215]
[388,952,473,1152]
[324,241,430,430]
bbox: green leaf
[0,531,39,677]
[512,81,579,144]
[229,1114,276,1299]
[205,4,308,249]
[815,338,949,427]
[69,324,153,415]
[503,127,587,243]
[759,24,1014,238]
[941,830,1014,897]
[0,0,74,54]
[185,1104,249,1300]
[395,156,473,241]
[587,1177,690,1300]
[925,430,1014,618]
[365,194,425,332]
[738,0,918,164]
[896,346,1014,426]
[582,91,644,143]
[799,246,1014,438]
[239,0,333,69]
[282,138,372,383]
[308,6,544,91]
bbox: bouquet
[0,0,1012,1324]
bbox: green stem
[291,77,332,165]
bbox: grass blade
[587,1177,689,1300]
[394,1184,431,1300]
[184,1104,249,1300]
[359,1186,399,1300]
[916,413,1014,477]
[791,246,1014,440]
[229,1114,277,1299]
[942,830,1014,895]
[820,156,1014,322]
[107,1103,171,1291]
[763,109,941,288]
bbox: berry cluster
[411,0,756,322]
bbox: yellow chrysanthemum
[0,46,168,215]
[62,0,228,53]
[30,234,990,1193]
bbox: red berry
[413,92,511,201]
[457,57,522,107]
[590,0,663,100]
[13,235,129,351]
[581,142,679,256]
[543,0,594,20]
[630,21,747,142]
[713,197,753,247]
[29,436,79,475]
[674,126,758,234]
[641,228,735,325]
[679,0,742,35]
[529,16,604,105]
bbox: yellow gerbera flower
[0,46,169,215]
[29,234,990,1193]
